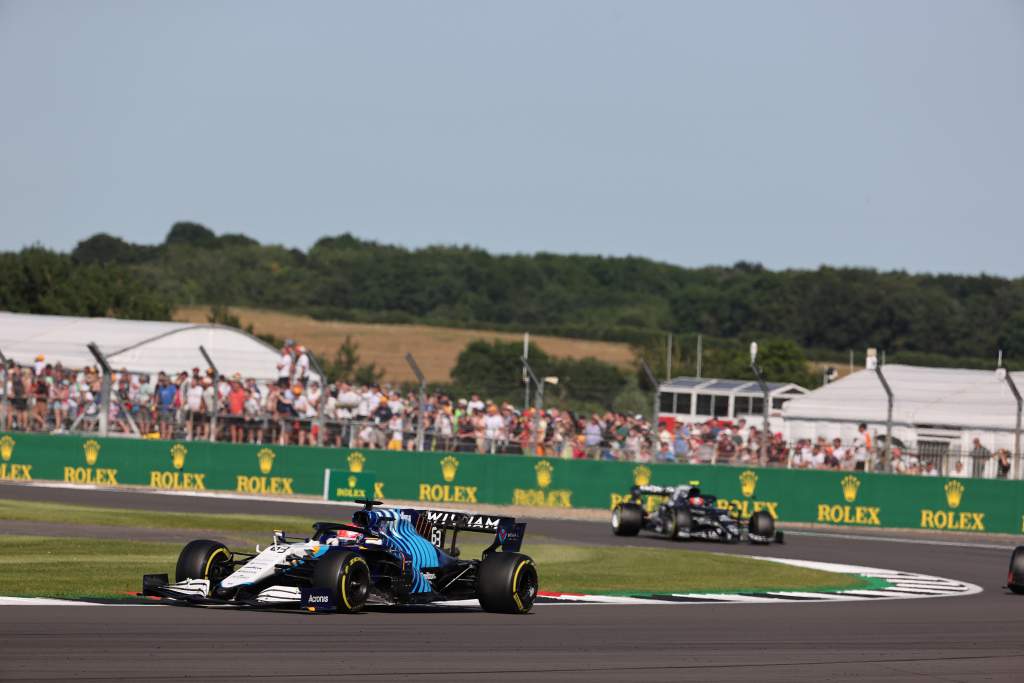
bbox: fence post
[405,352,426,452]
[86,342,111,437]
[199,346,220,442]
[521,357,544,456]
[640,360,659,432]
[750,342,769,467]
[307,352,328,447]
[873,359,894,473]
[998,367,1022,480]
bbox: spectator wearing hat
[276,343,293,388]
[154,373,178,440]
[294,345,311,387]
[227,377,247,444]
[184,376,205,440]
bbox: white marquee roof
[782,364,1023,431]
[0,312,298,381]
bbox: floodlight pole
[641,360,659,430]
[750,342,769,467]
[521,357,543,456]
[1000,368,1022,480]
[199,346,220,442]
[405,352,427,452]
[87,342,111,437]
[308,352,329,447]
[874,364,894,473]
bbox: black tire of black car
[612,503,643,536]
[1008,545,1024,594]
[749,511,775,538]
[312,550,371,613]
[175,539,232,583]
[672,508,693,540]
[477,552,538,614]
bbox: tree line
[2,222,1021,376]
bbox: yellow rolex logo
[0,435,14,462]
[440,455,459,483]
[347,451,366,473]
[348,475,357,488]
[944,480,964,509]
[170,444,187,470]
[739,470,758,498]
[633,465,651,487]
[535,460,553,489]
[841,475,860,503]
[83,439,101,466]
[257,448,276,475]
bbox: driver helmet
[333,528,364,545]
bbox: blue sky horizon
[2,1,1021,277]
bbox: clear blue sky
[1,1,1021,275]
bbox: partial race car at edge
[612,483,783,544]
[142,499,538,614]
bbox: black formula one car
[611,483,783,544]
[1008,545,1024,594]
[142,500,538,613]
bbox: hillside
[174,306,634,383]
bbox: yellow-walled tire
[478,553,538,614]
[313,551,371,613]
[175,540,231,583]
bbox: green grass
[0,536,178,598]
[0,499,871,598]
[0,499,317,536]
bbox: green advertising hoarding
[1,432,1022,535]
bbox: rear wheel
[313,550,371,613]
[612,503,643,536]
[175,540,232,583]
[1008,545,1024,594]
[478,552,538,614]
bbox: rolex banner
[323,469,377,503]
[2,432,1023,535]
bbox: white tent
[0,311,297,381]
[782,364,1022,454]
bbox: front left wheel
[478,552,538,614]
[175,539,232,583]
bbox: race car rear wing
[407,509,526,555]
[629,484,678,500]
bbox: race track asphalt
[1,482,1022,681]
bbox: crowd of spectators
[0,345,1014,479]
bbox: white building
[782,364,1022,473]
[657,376,808,430]
[0,311,305,381]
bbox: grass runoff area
[0,499,870,599]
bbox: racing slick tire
[1008,545,1024,594]
[477,552,538,614]
[313,550,371,613]
[175,539,232,583]
[748,511,775,542]
[671,508,693,540]
[612,503,643,536]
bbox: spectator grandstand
[0,312,1016,479]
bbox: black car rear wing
[407,509,527,555]
[629,484,678,500]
